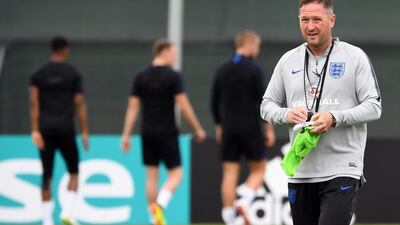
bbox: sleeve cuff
[281,108,290,124]
[329,111,341,127]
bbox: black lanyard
[303,39,335,114]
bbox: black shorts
[221,129,266,162]
[40,128,79,178]
[141,134,181,169]
[288,177,360,225]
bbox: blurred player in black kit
[30,36,89,225]
[121,38,206,225]
[211,30,276,225]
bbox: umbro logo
[291,69,303,75]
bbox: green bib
[281,126,321,177]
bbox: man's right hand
[121,135,131,153]
[32,131,45,150]
[195,128,206,143]
[287,107,308,125]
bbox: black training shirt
[131,65,184,135]
[211,54,267,131]
[30,62,83,131]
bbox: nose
[307,21,316,31]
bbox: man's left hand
[310,112,334,134]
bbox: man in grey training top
[260,0,382,224]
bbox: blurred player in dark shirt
[30,36,89,225]
[211,30,275,225]
[121,39,206,225]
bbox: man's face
[163,46,176,66]
[299,3,335,50]
[249,38,261,58]
[52,48,69,60]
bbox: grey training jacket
[260,38,382,180]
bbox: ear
[329,14,336,29]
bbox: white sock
[237,185,256,207]
[61,191,77,217]
[222,207,235,225]
[148,206,156,224]
[156,188,173,209]
[42,201,54,225]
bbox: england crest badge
[329,62,345,79]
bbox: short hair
[299,0,333,11]
[235,30,261,49]
[50,36,69,52]
[152,38,173,56]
